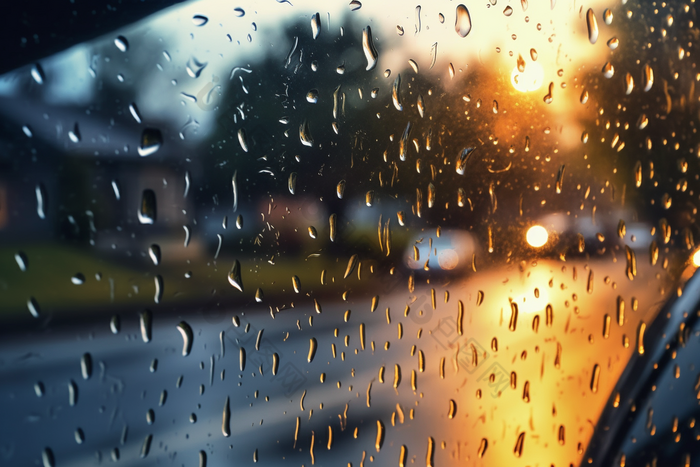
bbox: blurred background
[1,0,699,466]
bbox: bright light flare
[511,60,544,92]
[526,225,549,248]
[692,249,700,267]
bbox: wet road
[0,255,672,467]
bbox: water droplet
[543,82,554,103]
[186,57,208,78]
[138,189,157,224]
[637,113,648,130]
[477,438,488,458]
[586,269,594,294]
[350,1,362,11]
[138,128,162,157]
[426,437,435,467]
[27,297,40,318]
[637,321,646,355]
[625,246,637,280]
[366,190,375,207]
[308,338,317,362]
[192,14,208,26]
[414,5,422,34]
[456,147,475,175]
[455,5,472,38]
[36,184,47,219]
[399,121,411,161]
[607,37,619,49]
[299,119,314,147]
[603,314,611,338]
[448,399,457,418]
[306,89,319,103]
[68,379,78,406]
[558,425,566,445]
[590,363,600,392]
[602,62,614,78]
[577,92,589,108]
[429,42,438,70]
[140,435,153,458]
[42,448,55,467]
[508,302,519,331]
[128,103,142,124]
[111,180,121,200]
[375,420,385,451]
[586,9,599,44]
[233,7,245,17]
[31,64,45,84]
[337,180,346,199]
[329,213,337,242]
[110,315,121,334]
[74,428,85,444]
[146,244,160,266]
[177,321,193,356]
[71,273,85,285]
[237,128,249,152]
[344,254,359,279]
[311,13,321,39]
[555,164,566,193]
[228,260,243,291]
[643,64,654,91]
[616,295,625,326]
[231,170,239,212]
[222,396,231,437]
[603,8,613,24]
[287,172,297,195]
[624,73,634,95]
[81,353,92,380]
[272,352,279,375]
[503,6,513,16]
[399,445,407,467]
[114,36,129,52]
[15,252,28,271]
[392,74,403,111]
[140,310,152,343]
[513,432,525,457]
[362,26,378,71]
[68,123,81,143]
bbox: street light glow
[511,61,545,92]
[527,225,549,248]
[693,249,700,267]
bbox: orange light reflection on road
[412,257,671,467]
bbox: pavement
[0,255,673,467]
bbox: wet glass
[1,0,699,466]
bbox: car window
[1,1,698,466]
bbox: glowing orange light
[692,249,700,267]
[511,61,544,92]
[526,225,548,247]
